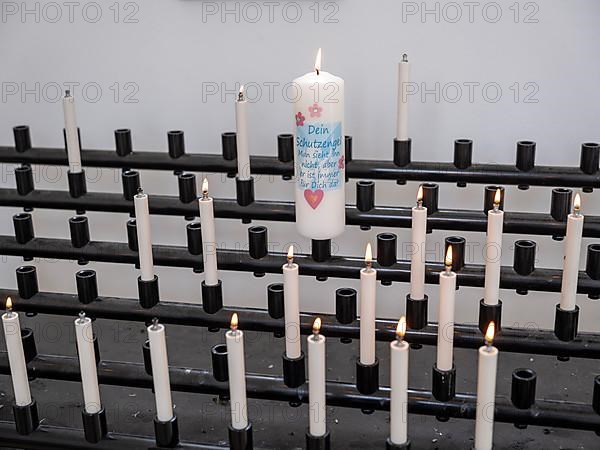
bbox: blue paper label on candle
[295,121,343,208]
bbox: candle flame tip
[231,312,239,330]
[445,245,453,268]
[315,48,322,75]
[287,245,294,260]
[574,192,582,211]
[493,188,502,206]
[5,297,12,310]
[202,178,209,196]
[485,321,495,345]
[396,316,406,340]
[313,317,321,334]
[365,242,373,264]
[417,185,423,203]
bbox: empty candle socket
[267,283,285,323]
[513,240,537,295]
[178,173,197,204]
[312,239,331,263]
[76,269,98,304]
[15,165,34,196]
[236,177,255,207]
[167,130,185,159]
[580,142,600,175]
[335,287,357,325]
[356,358,379,395]
[69,216,90,248]
[186,222,203,256]
[550,188,573,223]
[13,125,32,153]
[13,213,34,245]
[21,327,37,363]
[511,368,537,411]
[484,185,505,214]
[221,132,238,161]
[277,134,294,163]
[356,180,375,212]
[248,226,268,260]
[516,141,536,172]
[138,275,160,309]
[421,183,439,216]
[586,244,600,300]
[453,139,473,169]
[68,170,87,199]
[593,375,600,415]
[142,339,152,375]
[16,266,38,299]
[114,129,132,157]
[127,219,138,252]
[345,135,353,164]
[393,138,411,167]
[201,280,223,314]
[121,170,141,201]
[444,236,465,272]
[377,233,397,268]
[211,343,229,382]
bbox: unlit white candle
[474,331,498,450]
[226,315,249,430]
[134,191,155,281]
[410,189,427,300]
[199,180,219,286]
[308,319,326,437]
[360,244,377,366]
[436,265,456,371]
[235,86,251,181]
[560,195,584,311]
[2,301,31,406]
[390,320,409,445]
[396,54,410,141]
[283,247,301,359]
[483,203,504,306]
[75,314,101,414]
[63,90,82,173]
[147,321,174,422]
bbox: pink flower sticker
[308,103,323,118]
[295,112,305,126]
[338,155,345,170]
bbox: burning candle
[283,245,301,359]
[396,54,410,141]
[134,189,155,282]
[436,247,456,371]
[390,316,409,445]
[410,185,427,300]
[199,179,219,286]
[1,298,32,406]
[308,317,326,437]
[63,90,82,173]
[293,48,345,239]
[147,318,174,422]
[360,243,377,366]
[474,322,498,450]
[74,312,101,414]
[560,193,584,311]
[235,86,251,180]
[226,313,249,430]
[483,189,504,306]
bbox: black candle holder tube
[550,188,573,223]
[593,375,600,415]
[248,226,267,260]
[421,183,439,216]
[21,328,37,363]
[121,170,140,201]
[267,284,284,337]
[211,343,229,382]
[511,368,537,411]
[13,399,39,435]
[478,299,502,334]
[69,216,90,248]
[142,340,152,375]
[229,423,253,450]
[406,294,428,330]
[306,430,330,450]
[138,275,159,309]
[484,185,505,214]
[356,180,375,212]
[167,131,185,159]
[586,244,600,281]
[335,288,357,325]
[201,280,223,314]
[13,125,32,153]
[393,139,411,167]
[114,129,132,157]
[236,177,255,207]
[81,407,107,443]
[554,304,579,342]
[377,233,397,268]
[432,364,456,402]
[516,141,536,173]
[178,173,197,205]
[444,236,465,272]
[513,240,536,295]
[356,358,379,395]
[186,222,203,256]
[67,170,87,199]
[13,213,34,245]
[16,266,38,299]
[282,351,306,388]
[453,139,473,170]
[277,134,294,163]
[15,165,34,196]
[76,270,98,304]
[386,438,411,450]
[222,132,237,161]
[580,142,600,174]
[154,415,179,448]
[311,239,331,262]
[127,219,138,252]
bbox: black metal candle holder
[12,399,39,436]
[386,438,411,450]
[16,266,38,299]
[76,269,98,304]
[15,165,34,196]
[511,368,537,429]
[138,275,160,309]
[554,304,580,342]
[202,280,223,314]
[211,343,229,382]
[478,299,502,334]
[306,430,331,450]
[21,327,37,363]
[81,407,107,443]
[432,364,456,402]
[229,423,253,450]
[154,415,179,448]
[356,358,379,395]
[282,352,306,388]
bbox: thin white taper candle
[483,189,504,306]
[75,312,101,414]
[436,247,456,371]
[63,90,82,173]
[308,318,326,437]
[199,179,219,286]
[560,193,584,311]
[235,86,251,181]
[410,185,427,300]
[360,243,377,366]
[147,319,174,422]
[390,316,409,445]
[134,190,155,281]
[226,313,249,430]
[396,54,410,141]
[2,298,32,406]
[283,245,301,359]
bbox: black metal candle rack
[1,125,600,449]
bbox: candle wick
[493,203,500,213]
[315,68,320,76]
[151,317,159,330]
[65,89,72,97]
[402,53,408,63]
[417,199,423,208]
[78,311,86,324]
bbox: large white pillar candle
[226,313,249,430]
[308,317,326,437]
[396,54,410,141]
[147,319,174,422]
[410,185,427,300]
[74,312,101,414]
[134,190,155,281]
[293,48,345,240]
[235,86,251,181]
[560,193,584,311]
[2,298,32,406]
[63,90,82,173]
[360,243,377,366]
[483,189,504,306]
[199,179,219,286]
[436,247,457,371]
[390,316,409,445]
[474,322,499,450]
[283,245,301,359]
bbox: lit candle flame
[287,245,294,265]
[365,243,372,265]
[5,297,12,310]
[230,313,239,331]
[396,316,406,340]
[202,178,209,197]
[315,48,322,75]
[417,185,423,203]
[313,317,321,334]
[444,245,453,269]
[493,188,502,207]
[574,193,581,213]
[485,321,495,345]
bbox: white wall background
[0,0,599,331]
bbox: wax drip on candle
[238,85,245,102]
[402,53,408,63]
[484,321,495,351]
[444,245,453,274]
[416,185,424,208]
[314,48,322,76]
[202,178,209,200]
[396,316,407,343]
[151,317,159,331]
[364,243,373,272]
[287,245,294,268]
[77,311,86,324]
[573,193,582,217]
[5,297,14,318]
[493,188,502,212]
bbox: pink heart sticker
[304,189,324,209]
